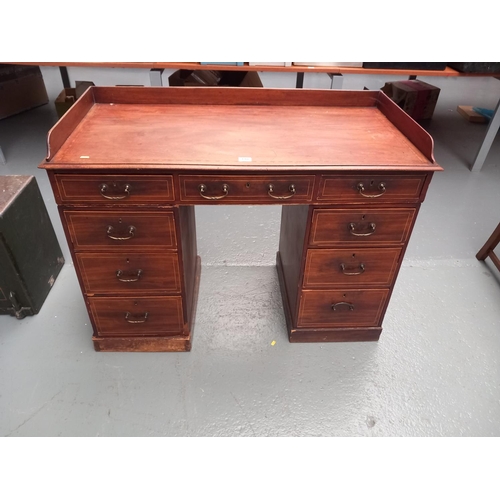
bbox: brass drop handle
[340,263,365,276]
[100,183,131,200]
[116,269,143,282]
[106,225,136,240]
[357,182,386,198]
[331,302,354,311]
[199,183,229,200]
[267,184,296,200]
[349,222,376,237]
[125,311,149,324]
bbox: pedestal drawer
[89,296,184,336]
[298,289,389,328]
[310,208,416,246]
[303,248,401,288]
[63,210,177,251]
[54,174,175,205]
[76,252,181,294]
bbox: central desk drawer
[76,252,181,294]
[304,248,401,288]
[179,175,315,204]
[89,296,184,336]
[64,210,177,251]
[54,174,175,205]
[310,208,416,246]
[298,289,389,328]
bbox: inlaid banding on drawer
[76,252,181,294]
[317,174,427,203]
[89,296,184,336]
[298,289,389,328]
[179,175,315,204]
[304,248,401,288]
[54,174,175,205]
[310,208,416,246]
[64,210,177,251]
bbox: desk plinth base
[92,256,201,352]
[288,328,382,343]
[276,252,382,343]
[92,335,192,352]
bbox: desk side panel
[177,206,198,327]
[278,205,310,322]
[45,87,95,161]
[376,92,439,165]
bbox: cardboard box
[457,105,488,123]
[0,65,48,120]
[168,70,263,87]
[54,81,94,118]
[381,80,440,120]
[55,88,77,118]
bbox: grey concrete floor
[1,68,500,436]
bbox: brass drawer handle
[331,302,354,311]
[106,225,136,240]
[116,269,143,282]
[349,222,376,237]
[199,183,229,200]
[125,311,149,324]
[340,263,365,276]
[357,182,386,198]
[100,183,131,200]
[268,183,296,199]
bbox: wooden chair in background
[477,222,500,272]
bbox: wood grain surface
[50,103,431,166]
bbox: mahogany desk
[39,86,442,352]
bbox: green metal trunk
[0,176,64,319]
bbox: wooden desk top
[40,87,442,172]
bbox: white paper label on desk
[238,157,252,162]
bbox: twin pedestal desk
[40,87,442,352]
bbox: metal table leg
[0,146,5,165]
[59,66,70,88]
[296,72,304,88]
[150,69,164,86]
[328,73,343,89]
[471,97,500,172]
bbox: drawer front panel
[298,289,389,328]
[54,174,175,205]
[64,210,177,251]
[318,174,426,203]
[304,248,401,288]
[179,175,315,204]
[310,208,416,246]
[89,296,184,336]
[76,252,181,294]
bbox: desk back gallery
[39,86,442,352]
